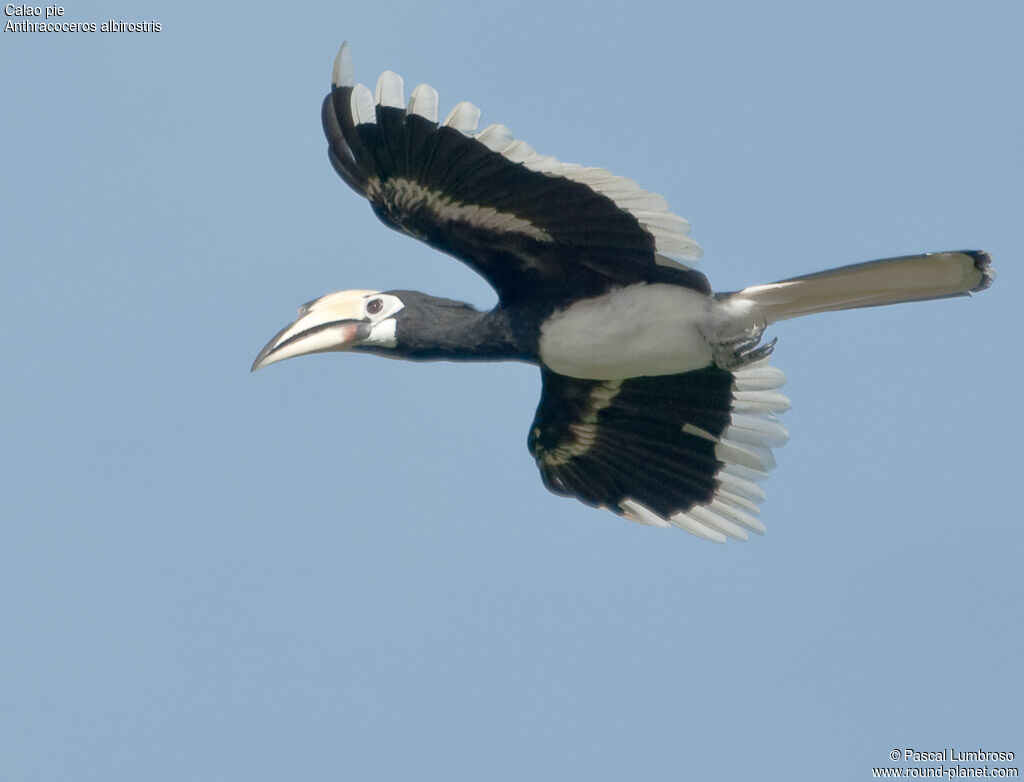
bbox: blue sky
[2,1,1021,779]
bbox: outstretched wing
[528,361,791,542]
[322,43,706,304]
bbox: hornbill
[252,43,994,542]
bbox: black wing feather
[323,86,372,191]
[321,54,708,304]
[527,364,788,539]
[529,368,733,519]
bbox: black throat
[364,291,542,364]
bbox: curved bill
[250,309,372,370]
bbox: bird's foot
[704,321,776,370]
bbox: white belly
[538,283,716,380]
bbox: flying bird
[252,43,993,542]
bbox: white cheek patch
[365,318,398,347]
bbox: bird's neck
[395,304,537,363]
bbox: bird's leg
[702,320,776,370]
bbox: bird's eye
[366,298,383,315]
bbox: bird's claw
[705,321,776,370]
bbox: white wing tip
[443,101,482,134]
[619,499,671,529]
[408,83,439,122]
[620,498,763,543]
[350,83,376,125]
[476,123,515,152]
[332,41,355,88]
[375,70,405,109]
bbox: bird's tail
[722,250,993,324]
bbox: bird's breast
[537,283,716,380]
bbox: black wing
[528,363,791,542]
[322,43,707,304]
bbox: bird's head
[250,289,405,371]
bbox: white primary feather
[350,84,376,125]
[716,470,767,503]
[443,101,481,133]
[686,505,749,541]
[668,511,730,543]
[619,500,672,530]
[732,390,791,415]
[475,123,516,152]
[724,415,790,449]
[500,139,538,163]
[332,41,355,87]
[375,71,405,109]
[716,440,775,473]
[733,364,787,392]
[408,84,439,122]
